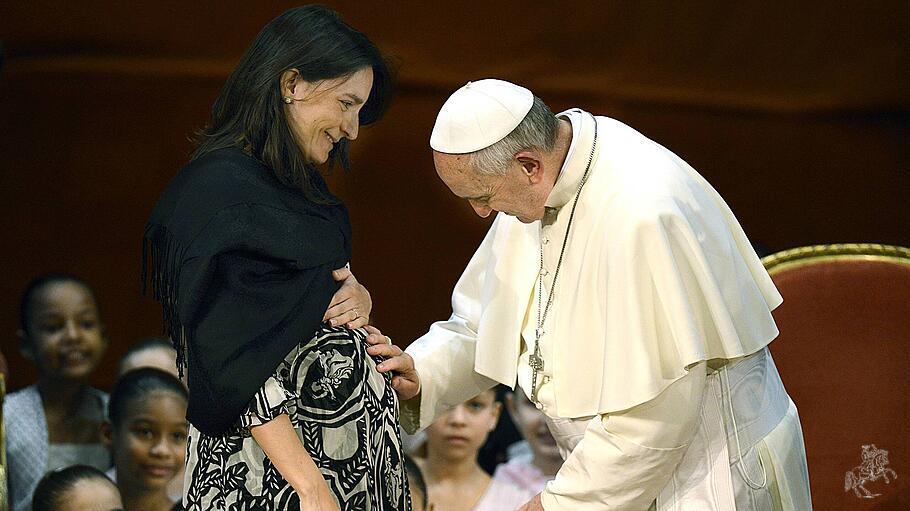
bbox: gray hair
[469,95,559,175]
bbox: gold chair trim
[761,243,910,275]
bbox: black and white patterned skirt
[182,325,411,510]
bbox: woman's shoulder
[151,147,285,224]
[179,147,270,190]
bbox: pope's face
[433,152,549,223]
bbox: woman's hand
[364,325,421,401]
[298,482,341,511]
[324,266,371,329]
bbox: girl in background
[418,390,529,511]
[498,386,561,501]
[31,465,123,511]
[5,274,111,511]
[102,368,188,511]
[115,337,184,502]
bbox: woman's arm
[250,414,340,511]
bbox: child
[31,465,123,511]
[114,337,184,503]
[498,386,561,499]
[102,368,188,511]
[5,274,111,511]
[418,389,529,511]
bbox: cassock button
[535,402,544,410]
[540,268,549,277]
[542,237,550,245]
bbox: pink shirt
[472,461,555,511]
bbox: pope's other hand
[364,325,421,401]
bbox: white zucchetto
[429,79,534,154]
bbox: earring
[283,97,293,104]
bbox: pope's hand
[517,493,545,511]
[364,325,421,401]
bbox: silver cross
[529,353,545,372]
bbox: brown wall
[1,1,907,391]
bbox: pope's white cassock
[401,107,812,510]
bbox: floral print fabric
[182,325,410,510]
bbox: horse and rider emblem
[844,444,898,499]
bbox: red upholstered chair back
[763,244,910,510]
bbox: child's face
[21,281,106,381]
[110,392,188,490]
[425,390,500,462]
[507,388,562,464]
[57,478,123,511]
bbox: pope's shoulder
[593,116,707,222]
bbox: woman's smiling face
[283,67,374,164]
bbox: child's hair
[108,367,188,427]
[32,464,116,511]
[477,384,521,474]
[117,336,175,374]
[403,454,427,509]
[18,273,98,336]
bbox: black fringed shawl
[142,147,351,436]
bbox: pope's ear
[515,153,543,182]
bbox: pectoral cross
[529,353,545,372]
[530,327,545,406]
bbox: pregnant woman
[142,6,407,510]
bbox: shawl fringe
[142,223,189,378]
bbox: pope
[367,79,812,510]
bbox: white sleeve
[540,363,707,510]
[400,223,500,434]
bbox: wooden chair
[763,244,910,510]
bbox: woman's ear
[100,420,114,449]
[280,69,301,99]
